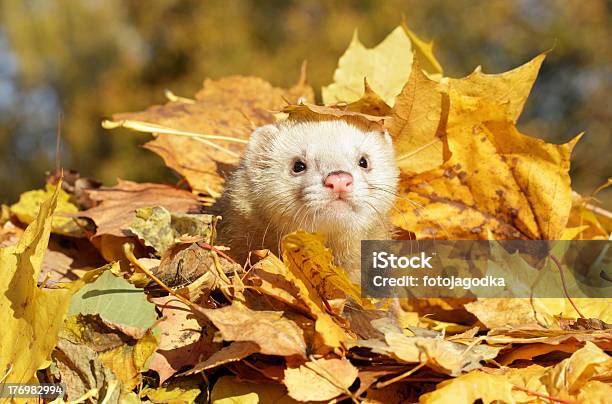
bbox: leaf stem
[549,253,586,319]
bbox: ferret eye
[358,156,369,169]
[292,160,307,173]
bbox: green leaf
[68,265,157,330]
[129,206,214,255]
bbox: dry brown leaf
[108,75,313,196]
[53,338,121,402]
[40,236,105,285]
[485,327,612,351]
[200,301,307,358]
[282,102,386,133]
[148,296,221,383]
[180,341,260,376]
[155,242,238,288]
[345,79,392,116]
[381,331,501,377]
[78,180,201,238]
[283,357,358,402]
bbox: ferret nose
[324,171,353,193]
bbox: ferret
[215,119,399,282]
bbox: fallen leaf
[52,338,121,403]
[401,20,443,77]
[446,53,546,123]
[322,26,413,107]
[282,231,361,305]
[419,371,515,404]
[382,331,501,376]
[254,246,352,350]
[211,376,299,404]
[180,341,260,376]
[284,357,358,402]
[40,235,105,285]
[78,180,202,238]
[200,301,307,358]
[156,242,237,288]
[107,75,313,196]
[68,265,158,335]
[387,62,446,173]
[141,378,201,404]
[129,206,214,255]
[282,102,386,133]
[345,79,392,116]
[99,330,157,392]
[0,183,77,384]
[392,90,581,240]
[10,184,87,237]
[148,296,221,383]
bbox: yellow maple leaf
[445,53,546,123]
[322,26,413,107]
[0,183,74,385]
[387,61,447,173]
[282,231,362,305]
[253,249,351,350]
[392,89,581,240]
[402,20,444,77]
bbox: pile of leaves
[1,23,611,403]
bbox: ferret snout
[324,171,353,195]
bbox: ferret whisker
[261,196,297,249]
[361,200,390,235]
[367,184,426,210]
[278,203,307,254]
[366,185,451,240]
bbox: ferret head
[239,119,399,237]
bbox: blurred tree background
[0,0,610,206]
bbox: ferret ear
[382,128,393,146]
[246,124,280,153]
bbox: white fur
[216,120,399,281]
